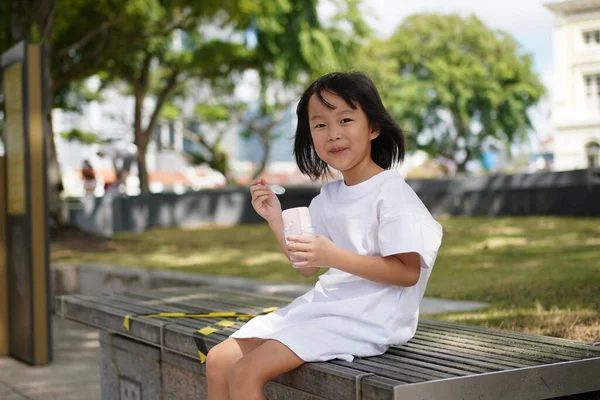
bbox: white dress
[230,170,443,362]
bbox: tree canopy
[358,13,545,172]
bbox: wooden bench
[56,286,600,400]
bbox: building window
[583,30,600,45]
[585,141,600,168]
[584,74,600,112]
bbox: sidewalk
[0,316,100,400]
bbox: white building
[546,0,600,170]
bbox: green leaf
[60,129,105,145]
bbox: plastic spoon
[270,184,286,195]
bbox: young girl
[205,71,443,400]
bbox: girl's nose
[328,130,341,141]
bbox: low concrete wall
[51,263,311,304]
[67,169,600,236]
[412,168,600,217]
[68,186,319,236]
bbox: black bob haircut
[293,71,406,180]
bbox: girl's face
[308,91,380,183]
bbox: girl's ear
[370,124,380,140]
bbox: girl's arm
[287,235,420,286]
[268,218,320,278]
[330,250,421,287]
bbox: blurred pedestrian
[97,141,137,194]
[81,159,96,194]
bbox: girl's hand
[286,234,339,268]
[250,178,282,223]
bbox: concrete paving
[0,316,100,400]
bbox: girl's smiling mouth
[329,147,347,154]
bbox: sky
[323,0,557,149]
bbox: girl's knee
[206,342,235,380]
[228,360,264,399]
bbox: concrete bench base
[100,332,328,400]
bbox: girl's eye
[314,123,326,129]
[341,118,353,124]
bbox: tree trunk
[252,134,271,180]
[136,145,149,193]
[132,54,151,194]
[133,84,150,193]
[209,142,237,185]
[180,126,236,185]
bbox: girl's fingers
[287,242,311,252]
[253,194,270,205]
[251,189,271,202]
[250,184,263,196]
[250,185,271,197]
[289,253,308,262]
[293,260,310,268]
[252,189,270,198]
[286,235,313,243]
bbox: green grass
[52,216,600,342]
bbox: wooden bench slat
[417,324,599,358]
[410,333,570,363]
[118,291,288,320]
[143,286,292,308]
[414,328,581,362]
[408,336,557,365]
[352,356,461,380]
[330,359,423,384]
[387,344,531,371]
[58,295,165,343]
[273,361,400,400]
[377,351,496,374]
[422,319,600,353]
[156,285,295,303]
[400,341,540,367]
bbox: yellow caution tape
[122,307,278,363]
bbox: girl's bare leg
[228,339,305,400]
[206,337,267,400]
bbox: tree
[0,0,169,218]
[96,1,256,193]
[239,0,371,178]
[101,0,370,190]
[174,100,246,185]
[358,14,545,173]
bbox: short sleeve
[308,194,330,239]
[378,214,443,269]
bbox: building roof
[545,0,600,13]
